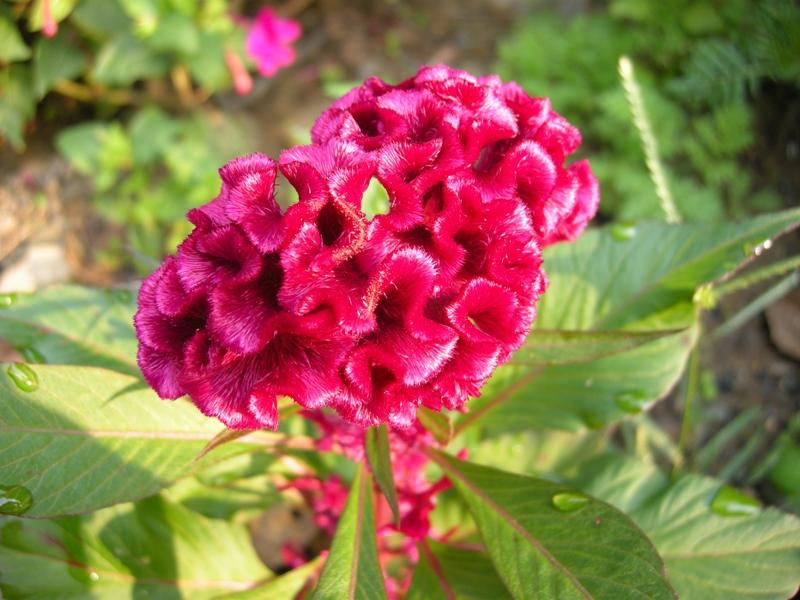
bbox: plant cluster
[0,63,799,598]
[498,0,800,221]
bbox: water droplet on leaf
[611,222,636,241]
[0,485,33,515]
[0,293,17,308]
[711,486,760,517]
[6,363,38,392]
[88,571,100,582]
[19,347,46,364]
[614,389,649,414]
[552,492,589,512]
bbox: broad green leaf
[431,542,512,600]
[311,465,387,600]
[32,33,86,98]
[92,34,169,86]
[461,211,800,434]
[512,328,684,365]
[0,14,30,62]
[364,425,400,523]
[217,558,322,599]
[129,106,181,165]
[71,0,132,38]
[407,542,512,600]
[185,31,230,92]
[537,209,800,331]
[55,121,110,172]
[431,452,676,600]
[0,285,139,376]
[405,548,448,600]
[148,12,200,55]
[0,364,270,517]
[574,454,800,600]
[464,326,696,434]
[0,494,271,598]
[0,65,35,151]
[27,0,77,32]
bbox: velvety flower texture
[135,65,599,430]
[245,8,301,77]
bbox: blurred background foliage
[499,0,800,222]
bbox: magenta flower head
[134,65,599,431]
[245,8,301,77]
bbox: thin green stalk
[618,56,681,224]
[714,254,800,300]
[711,271,799,340]
[674,344,700,475]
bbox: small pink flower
[245,8,301,77]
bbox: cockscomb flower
[245,8,301,77]
[134,65,599,431]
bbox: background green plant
[498,0,800,222]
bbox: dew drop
[611,222,636,242]
[19,347,46,364]
[552,491,589,512]
[88,571,100,582]
[710,486,761,517]
[614,389,649,414]
[6,363,39,392]
[0,293,18,309]
[0,485,34,515]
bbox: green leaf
[0,285,139,376]
[407,542,512,600]
[216,558,321,599]
[464,326,696,434]
[574,454,800,600]
[55,121,110,172]
[0,364,269,518]
[461,211,800,434]
[430,451,676,600]
[92,33,169,86]
[512,328,684,365]
[311,465,388,600]
[405,547,449,600]
[27,0,77,32]
[32,33,86,98]
[429,542,513,600]
[537,210,800,331]
[0,65,35,151]
[0,14,31,62]
[364,425,400,524]
[148,12,200,55]
[185,31,230,92]
[128,106,181,165]
[417,406,454,445]
[71,0,132,39]
[0,494,271,598]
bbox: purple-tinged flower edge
[134,65,599,431]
